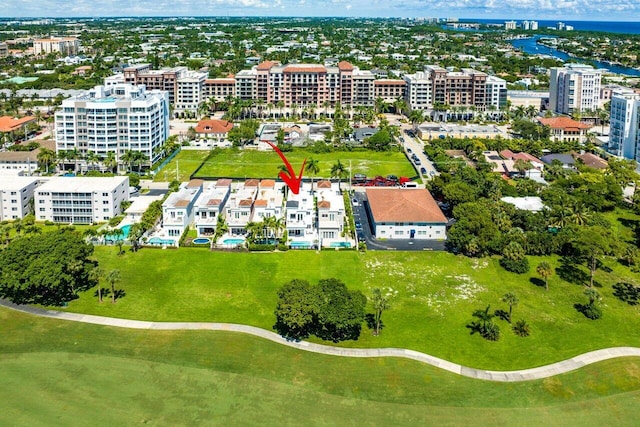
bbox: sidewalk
[2,299,639,382]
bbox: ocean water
[461,19,640,35]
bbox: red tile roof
[194,119,233,134]
[318,200,331,209]
[576,152,608,169]
[254,199,268,207]
[338,61,354,71]
[366,188,447,223]
[187,179,204,188]
[257,61,278,70]
[0,116,36,133]
[317,180,332,188]
[216,178,232,187]
[239,199,253,207]
[260,179,275,188]
[244,179,260,187]
[537,117,591,130]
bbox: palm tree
[502,292,519,323]
[121,150,136,173]
[104,151,117,173]
[513,159,532,177]
[37,148,56,174]
[276,100,285,119]
[89,267,104,303]
[536,261,553,291]
[584,288,601,306]
[214,214,229,243]
[106,269,121,303]
[305,157,320,194]
[330,159,348,191]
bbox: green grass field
[153,148,417,181]
[67,247,640,371]
[2,307,640,425]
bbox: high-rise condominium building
[549,64,602,115]
[55,84,170,171]
[33,37,79,56]
[608,88,640,161]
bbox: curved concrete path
[3,299,640,382]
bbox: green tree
[536,261,553,291]
[315,278,366,343]
[273,279,319,340]
[0,229,94,305]
[371,287,396,336]
[330,159,348,191]
[106,269,121,304]
[305,157,320,194]
[571,226,618,287]
[89,266,104,303]
[37,147,56,174]
[502,292,518,323]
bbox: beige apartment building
[33,37,80,56]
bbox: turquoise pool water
[3,76,38,84]
[148,237,175,245]
[290,241,312,248]
[223,238,244,245]
[193,238,210,244]
[330,242,351,248]
[104,224,130,241]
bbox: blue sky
[3,0,640,21]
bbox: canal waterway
[511,36,640,77]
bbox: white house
[365,188,447,240]
[315,180,347,247]
[194,179,232,236]
[34,176,129,224]
[161,179,203,238]
[225,179,259,235]
[285,182,317,248]
[252,179,284,223]
[0,176,40,220]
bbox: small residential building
[537,116,591,144]
[365,188,447,240]
[194,119,234,141]
[541,153,576,168]
[501,196,545,212]
[285,182,317,247]
[499,149,545,181]
[575,152,608,170]
[225,179,258,235]
[315,180,347,246]
[161,179,204,238]
[252,179,284,224]
[194,179,231,236]
[34,176,129,224]
[0,176,40,220]
[0,115,37,143]
[124,194,164,224]
[0,140,54,175]
[482,150,517,175]
[353,127,379,143]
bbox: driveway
[351,191,446,251]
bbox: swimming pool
[147,237,175,246]
[193,237,210,245]
[330,241,351,248]
[104,224,131,241]
[290,241,312,248]
[223,238,245,245]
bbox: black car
[357,231,365,241]
[355,221,363,230]
[407,148,412,153]
[420,167,427,174]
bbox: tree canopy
[0,229,95,305]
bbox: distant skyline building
[33,37,79,56]
[504,20,517,30]
[549,64,602,115]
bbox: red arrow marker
[265,141,307,195]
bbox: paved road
[3,299,639,382]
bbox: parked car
[352,198,359,207]
[407,148,412,153]
[355,221,362,230]
[420,167,427,174]
[414,159,421,165]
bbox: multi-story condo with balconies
[194,179,232,236]
[55,84,170,172]
[34,176,129,224]
[175,71,207,115]
[203,78,236,102]
[549,64,602,115]
[374,79,407,104]
[123,64,186,104]
[0,177,40,220]
[608,88,640,161]
[485,76,508,110]
[33,37,79,56]
[403,71,432,111]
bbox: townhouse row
[162,178,347,248]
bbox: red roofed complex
[0,115,36,133]
[194,119,233,140]
[537,116,591,144]
[365,188,447,240]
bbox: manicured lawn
[67,246,640,371]
[155,148,416,181]
[152,150,210,182]
[2,307,640,425]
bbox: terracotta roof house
[194,119,233,139]
[575,152,608,170]
[537,116,591,144]
[365,188,447,240]
[0,115,36,133]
